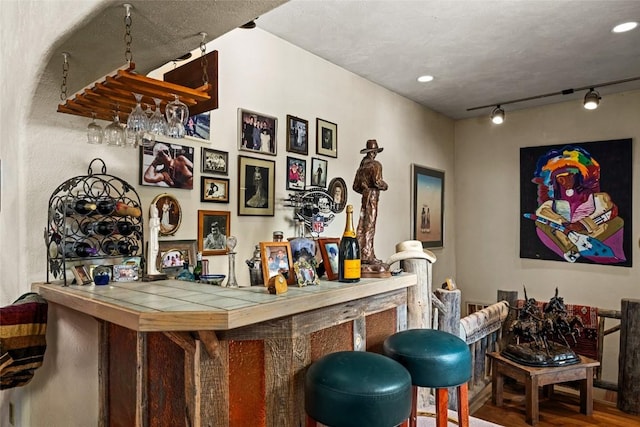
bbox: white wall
[1,2,455,426]
[454,90,640,384]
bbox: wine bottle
[93,221,115,236]
[117,241,139,256]
[115,220,139,236]
[96,198,115,215]
[338,205,361,283]
[74,241,98,257]
[114,202,142,217]
[63,199,97,216]
[193,252,203,281]
[102,239,118,256]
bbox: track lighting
[583,88,601,110]
[491,105,505,124]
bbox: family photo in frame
[260,241,294,285]
[238,108,277,156]
[201,147,228,175]
[157,240,197,276]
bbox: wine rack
[46,158,145,285]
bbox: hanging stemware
[166,94,189,138]
[105,112,126,147]
[149,97,168,136]
[126,93,149,147]
[87,113,104,144]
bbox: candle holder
[226,235,238,287]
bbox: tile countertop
[32,274,416,332]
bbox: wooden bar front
[33,275,417,427]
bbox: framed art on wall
[185,111,211,142]
[310,157,328,188]
[286,156,306,191]
[238,108,277,156]
[286,115,308,155]
[238,156,275,216]
[151,193,182,236]
[201,176,230,203]
[327,177,347,213]
[412,164,444,248]
[201,147,228,175]
[198,210,230,256]
[316,118,337,158]
[140,140,194,189]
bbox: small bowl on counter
[199,274,226,286]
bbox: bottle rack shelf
[46,158,145,285]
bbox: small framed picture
[185,111,211,142]
[140,140,195,189]
[310,157,328,188]
[198,210,230,255]
[316,118,337,158]
[72,265,92,285]
[201,176,230,203]
[293,259,319,287]
[157,240,197,276]
[151,193,182,236]
[327,177,348,213]
[201,147,228,175]
[238,156,276,216]
[318,238,340,281]
[260,241,294,285]
[286,156,306,191]
[286,115,308,155]
[238,108,277,156]
[412,164,445,248]
[113,264,139,282]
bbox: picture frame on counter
[113,264,139,282]
[318,238,340,281]
[238,156,275,216]
[286,156,306,191]
[201,147,228,175]
[286,115,309,155]
[293,258,319,287]
[310,157,328,188]
[201,176,230,203]
[72,265,92,286]
[316,118,337,158]
[238,108,277,156]
[151,193,182,236]
[184,111,211,142]
[260,241,294,286]
[139,140,195,190]
[157,240,197,276]
[198,210,230,256]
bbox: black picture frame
[238,108,278,156]
[310,157,328,188]
[286,156,306,191]
[201,176,230,203]
[316,118,337,158]
[412,164,444,248]
[201,147,228,175]
[238,156,276,216]
[286,115,308,155]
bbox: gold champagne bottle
[338,205,360,283]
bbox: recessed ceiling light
[612,21,638,33]
[417,75,434,83]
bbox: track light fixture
[467,75,640,123]
[491,105,505,124]
[583,88,601,110]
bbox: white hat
[386,240,436,266]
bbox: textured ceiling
[257,0,640,119]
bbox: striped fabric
[1,293,48,390]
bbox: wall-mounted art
[151,193,182,236]
[520,138,632,266]
[316,118,337,158]
[201,176,229,203]
[140,140,194,189]
[412,164,444,248]
[286,115,308,155]
[201,147,228,175]
[238,108,277,155]
[310,157,328,188]
[185,111,210,142]
[287,156,306,191]
[198,210,230,255]
[238,156,275,216]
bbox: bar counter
[33,274,417,427]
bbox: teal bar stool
[383,329,472,427]
[305,351,412,427]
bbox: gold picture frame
[151,193,182,236]
[157,240,197,275]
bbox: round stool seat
[383,329,472,388]
[305,351,412,427]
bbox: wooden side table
[488,352,600,425]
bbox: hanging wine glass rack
[56,62,213,123]
[46,158,145,286]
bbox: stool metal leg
[435,388,448,427]
[456,383,470,427]
[409,385,418,427]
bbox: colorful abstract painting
[520,139,632,267]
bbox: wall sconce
[491,105,505,124]
[583,88,601,110]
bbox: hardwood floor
[471,384,640,427]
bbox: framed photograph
[140,140,194,189]
[318,238,340,281]
[293,259,319,287]
[310,157,328,188]
[198,210,230,255]
[238,108,277,156]
[286,156,306,191]
[72,265,92,285]
[316,118,337,158]
[185,111,211,142]
[151,193,182,236]
[201,176,230,203]
[238,156,276,216]
[260,241,294,285]
[201,147,228,175]
[327,177,348,213]
[286,115,308,155]
[157,240,197,275]
[412,164,445,248]
[113,264,140,282]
